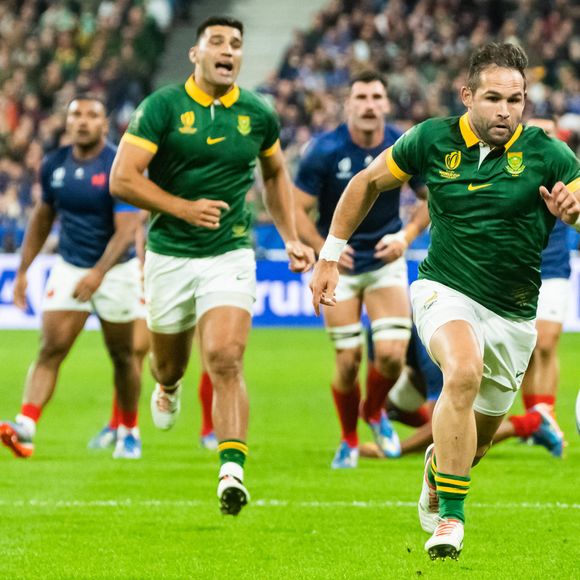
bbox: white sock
[219,462,244,482]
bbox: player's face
[66,99,108,147]
[527,117,557,138]
[461,66,526,147]
[346,81,389,133]
[190,25,243,89]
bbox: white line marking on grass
[0,499,578,510]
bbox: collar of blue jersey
[185,76,240,108]
[459,112,523,152]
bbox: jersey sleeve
[39,156,54,206]
[294,139,327,197]
[546,137,580,193]
[388,122,428,180]
[258,103,281,158]
[122,91,170,154]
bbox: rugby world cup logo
[445,151,461,171]
[237,115,251,136]
[179,111,197,134]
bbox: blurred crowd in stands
[1,0,579,253]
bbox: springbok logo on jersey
[237,115,251,136]
[179,111,197,134]
[440,151,461,179]
[506,152,525,176]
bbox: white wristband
[318,234,348,262]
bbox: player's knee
[335,347,362,383]
[473,441,492,466]
[535,331,559,358]
[108,344,134,371]
[373,340,407,378]
[37,338,70,366]
[205,342,244,380]
[443,361,482,409]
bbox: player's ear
[189,46,197,66]
[460,86,472,108]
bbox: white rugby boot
[150,383,181,430]
[418,443,439,533]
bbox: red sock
[523,394,555,412]
[118,408,138,429]
[392,404,431,427]
[362,365,396,423]
[509,410,542,438]
[198,372,214,436]
[109,396,121,429]
[20,403,42,422]
[332,384,360,447]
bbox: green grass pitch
[0,329,578,579]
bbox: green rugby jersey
[122,76,280,258]
[388,113,580,320]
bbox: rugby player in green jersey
[310,43,580,559]
[110,16,314,516]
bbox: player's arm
[259,143,315,272]
[309,149,405,314]
[540,180,580,229]
[13,200,56,310]
[110,141,229,228]
[72,210,141,302]
[294,187,325,254]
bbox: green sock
[435,471,470,523]
[217,439,248,468]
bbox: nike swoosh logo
[207,137,226,145]
[468,183,493,191]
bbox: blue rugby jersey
[541,219,571,280]
[295,123,413,274]
[40,142,137,268]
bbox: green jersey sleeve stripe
[386,146,411,182]
[567,176,580,193]
[259,140,280,158]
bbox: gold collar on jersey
[185,76,240,108]
[459,113,523,151]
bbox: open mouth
[216,62,233,73]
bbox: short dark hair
[67,94,107,112]
[349,70,387,89]
[196,16,244,41]
[467,43,528,92]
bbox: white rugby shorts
[42,256,141,323]
[144,248,256,334]
[335,256,408,302]
[536,277,571,324]
[411,279,537,416]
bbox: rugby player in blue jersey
[493,117,568,455]
[294,71,430,468]
[0,96,142,459]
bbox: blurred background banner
[2,253,580,330]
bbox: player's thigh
[365,284,411,361]
[99,318,135,362]
[39,310,90,359]
[322,296,364,351]
[535,319,563,354]
[198,306,252,369]
[133,317,151,359]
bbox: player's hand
[13,271,28,311]
[374,231,408,263]
[540,182,580,225]
[183,199,230,229]
[338,244,355,273]
[73,268,104,302]
[309,259,339,316]
[285,240,315,273]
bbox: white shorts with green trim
[335,257,408,302]
[536,277,570,324]
[42,256,141,323]
[144,248,256,334]
[411,279,537,416]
